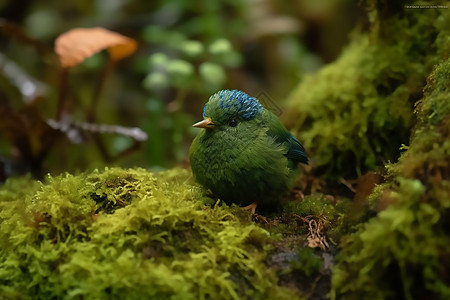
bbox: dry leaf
[55,27,137,68]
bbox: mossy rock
[0,167,301,299]
[283,1,449,176]
[330,57,450,299]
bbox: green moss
[285,196,332,227]
[0,167,301,299]
[0,174,40,202]
[331,57,450,299]
[283,2,449,176]
[366,181,387,210]
[284,194,337,219]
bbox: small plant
[0,24,146,179]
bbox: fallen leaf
[55,27,137,68]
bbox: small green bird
[189,90,308,213]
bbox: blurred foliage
[0,0,359,180]
[283,0,450,177]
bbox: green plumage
[189,90,308,209]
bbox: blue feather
[204,90,263,120]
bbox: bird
[189,90,308,213]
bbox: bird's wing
[265,110,309,165]
[286,134,308,164]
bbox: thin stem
[87,58,115,122]
[87,58,116,162]
[56,68,69,120]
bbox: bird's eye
[228,119,238,127]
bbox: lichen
[0,167,301,299]
[330,57,450,299]
[283,1,450,176]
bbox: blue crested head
[203,90,264,124]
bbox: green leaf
[179,40,204,57]
[208,38,233,55]
[143,72,169,91]
[199,62,226,87]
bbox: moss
[283,194,341,220]
[330,57,450,299]
[0,167,301,299]
[283,1,450,176]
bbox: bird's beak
[192,118,215,129]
